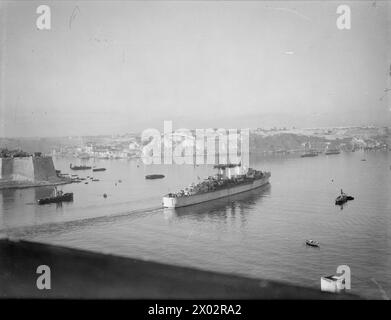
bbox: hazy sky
[0,0,390,137]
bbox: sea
[1,151,390,299]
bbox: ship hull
[70,166,92,170]
[37,193,73,205]
[325,151,340,155]
[163,173,270,208]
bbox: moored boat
[70,163,92,170]
[325,149,340,155]
[325,144,341,155]
[146,174,165,179]
[92,168,106,172]
[300,151,318,157]
[37,188,73,205]
[300,142,318,157]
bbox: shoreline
[0,179,72,190]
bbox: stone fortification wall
[0,156,59,182]
[33,156,58,181]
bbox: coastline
[0,178,72,190]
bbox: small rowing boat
[305,239,319,247]
[37,188,73,205]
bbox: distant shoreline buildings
[1,126,390,161]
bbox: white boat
[163,164,270,208]
[321,274,346,293]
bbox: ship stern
[162,196,177,208]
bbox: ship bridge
[213,163,243,179]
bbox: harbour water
[1,151,390,299]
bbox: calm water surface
[1,151,390,299]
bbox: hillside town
[1,126,390,160]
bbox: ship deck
[164,174,270,198]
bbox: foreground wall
[0,239,358,299]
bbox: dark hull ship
[70,164,92,170]
[146,174,165,179]
[335,190,354,205]
[37,191,73,205]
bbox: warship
[162,164,270,208]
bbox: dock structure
[0,238,358,299]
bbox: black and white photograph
[0,0,390,308]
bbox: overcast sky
[0,0,390,137]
